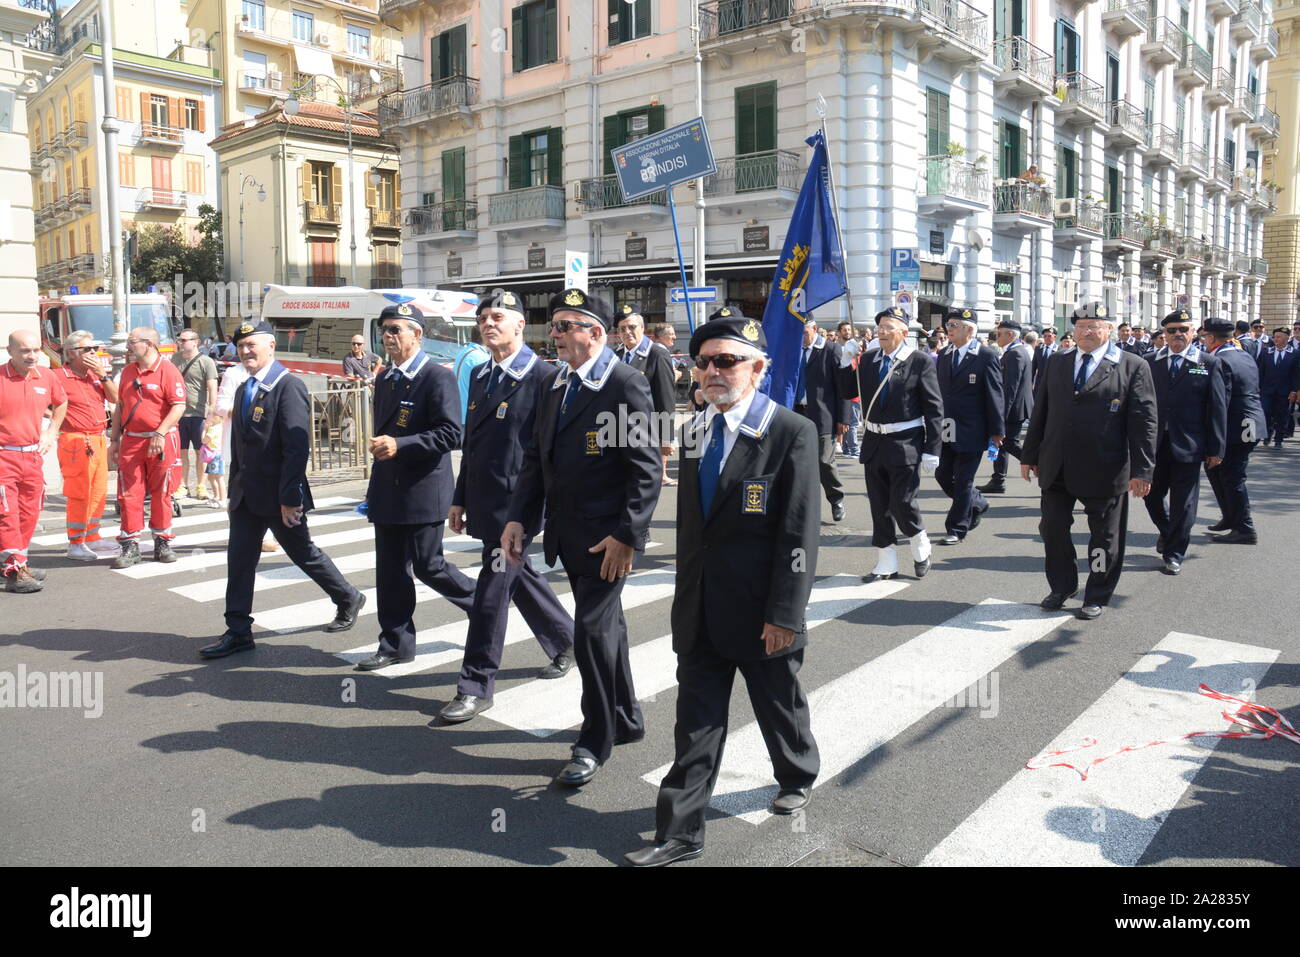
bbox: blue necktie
[624,350,634,364]
[698,415,726,515]
[485,365,502,399]
[242,379,257,425]
[1170,355,1182,377]
[1074,355,1092,393]
[559,374,582,419]
[877,354,892,406]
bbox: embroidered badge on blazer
[396,408,411,427]
[1109,399,1121,413]
[968,373,977,384]
[252,406,264,423]
[496,402,508,419]
[741,479,768,515]
[585,430,601,455]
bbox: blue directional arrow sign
[669,287,718,304]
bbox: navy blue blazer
[795,335,852,435]
[1208,343,1267,446]
[366,351,462,525]
[229,361,314,516]
[452,344,558,542]
[936,340,1006,453]
[1000,340,1034,423]
[616,335,677,418]
[1144,347,1227,462]
[1257,347,1299,397]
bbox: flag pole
[816,93,854,328]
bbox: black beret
[616,303,642,322]
[378,302,424,325]
[1275,327,1292,336]
[1251,319,1265,327]
[1234,320,1251,334]
[231,320,274,344]
[477,290,524,315]
[549,287,612,330]
[945,307,978,324]
[689,315,766,357]
[1161,309,1194,327]
[706,305,745,323]
[996,318,1022,332]
[874,306,908,323]
[1070,302,1108,321]
[1202,316,1234,335]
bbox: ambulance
[257,285,480,377]
[38,292,177,366]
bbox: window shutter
[511,5,525,73]
[545,0,558,63]
[603,114,621,176]
[301,161,312,204]
[139,92,150,126]
[449,26,467,76]
[430,34,442,83]
[735,86,754,155]
[547,127,563,186]
[648,103,665,134]
[508,134,525,189]
[635,0,651,37]
[608,0,621,46]
[366,172,377,208]
[330,164,342,206]
[196,100,205,132]
[394,170,401,208]
[441,150,456,200]
[754,83,776,152]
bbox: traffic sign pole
[668,191,695,333]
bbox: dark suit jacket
[1001,340,1034,423]
[1120,339,1152,357]
[1257,347,1299,397]
[507,347,662,566]
[850,342,944,462]
[1238,337,1261,360]
[1032,343,1061,391]
[672,392,819,661]
[229,361,313,516]
[1144,347,1227,462]
[616,336,677,418]
[1022,344,1158,498]
[796,335,851,435]
[452,344,558,543]
[936,340,1005,452]
[366,351,462,525]
[1209,343,1267,445]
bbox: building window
[119,153,135,186]
[292,10,314,44]
[508,128,562,189]
[1054,19,1079,74]
[525,132,549,187]
[149,94,169,128]
[608,0,651,46]
[242,0,264,31]
[602,105,665,174]
[80,157,89,188]
[925,88,949,157]
[68,229,75,257]
[310,162,332,204]
[1056,145,1078,198]
[1105,164,1120,213]
[186,160,204,195]
[441,148,465,201]
[370,170,396,209]
[512,0,558,73]
[997,120,1025,180]
[347,25,370,58]
[430,25,467,81]
[84,224,92,254]
[184,99,200,131]
[735,82,776,156]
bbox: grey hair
[64,330,97,350]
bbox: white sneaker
[66,543,99,561]
[176,485,189,498]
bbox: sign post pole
[668,191,696,333]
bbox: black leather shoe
[200,632,254,659]
[615,728,645,746]
[555,755,600,786]
[862,571,898,583]
[625,839,703,868]
[1040,589,1078,611]
[831,501,846,522]
[154,536,177,563]
[1206,519,1231,533]
[354,652,414,671]
[1077,604,1104,620]
[770,787,811,815]
[1163,559,1182,576]
[1156,534,1166,553]
[969,505,988,530]
[977,481,1005,494]
[537,651,573,679]
[439,694,493,723]
[914,558,931,578]
[940,533,962,546]
[1211,530,1258,544]
[324,592,366,633]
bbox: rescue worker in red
[1,329,68,593]
[109,326,186,568]
[56,330,119,560]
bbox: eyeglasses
[694,353,752,371]
[1165,325,1192,334]
[381,325,411,336]
[550,319,595,333]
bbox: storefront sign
[527,247,546,270]
[743,226,769,251]
[625,237,647,261]
[446,256,462,278]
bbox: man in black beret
[1235,320,1260,359]
[503,287,662,786]
[980,318,1033,494]
[627,314,820,867]
[614,302,679,486]
[791,316,851,521]
[1200,316,1266,544]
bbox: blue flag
[760,130,848,408]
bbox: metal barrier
[308,381,372,479]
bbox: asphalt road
[2,446,1296,868]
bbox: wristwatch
[151,430,166,438]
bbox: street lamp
[238,174,267,286]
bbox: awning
[293,44,336,78]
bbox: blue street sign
[669,287,718,304]
[889,247,921,291]
[612,116,717,202]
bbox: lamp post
[238,173,267,285]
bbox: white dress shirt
[1073,341,1109,384]
[702,386,759,472]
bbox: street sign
[896,291,914,308]
[669,286,718,304]
[611,116,717,202]
[564,249,588,291]
[1177,294,1189,308]
[890,247,921,291]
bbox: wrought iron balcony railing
[576,175,668,211]
[703,149,802,196]
[488,184,566,225]
[698,0,798,42]
[991,36,1054,90]
[1054,71,1106,120]
[304,201,343,224]
[377,76,479,130]
[407,199,478,234]
[994,181,1053,218]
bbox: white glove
[920,453,939,476]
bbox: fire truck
[38,292,177,365]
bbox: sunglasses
[1165,325,1192,334]
[550,319,595,333]
[381,325,412,336]
[694,353,752,371]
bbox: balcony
[1250,257,1268,279]
[1140,228,1180,260]
[698,0,797,48]
[912,0,991,65]
[377,76,479,132]
[1206,0,1239,17]
[33,204,55,230]
[407,199,478,245]
[30,142,51,167]
[138,188,187,210]
[53,121,88,154]
[65,188,92,215]
[704,149,801,211]
[1227,88,1255,125]
[65,254,96,276]
[1205,68,1234,107]
[1172,238,1209,270]
[1231,254,1252,275]
[992,180,1053,233]
[1142,125,1180,166]
[1207,159,1233,193]
[48,196,71,225]
[371,267,402,289]
[916,155,990,220]
[575,175,670,224]
[239,70,289,97]
[1103,211,1148,251]
[378,0,421,21]
[487,184,566,232]
[1053,197,1105,245]
[1174,40,1211,88]
[991,36,1055,99]
[1176,144,1209,181]
[1105,100,1149,149]
[1230,3,1262,41]
[304,201,343,225]
[1053,72,1106,128]
[1247,105,1280,141]
[1229,172,1255,204]
[1201,245,1230,274]
[1259,183,1280,211]
[305,274,347,287]
[368,207,401,230]
[139,124,183,147]
[1102,0,1147,37]
[1142,17,1184,66]
[1252,26,1278,60]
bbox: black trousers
[374,521,476,658]
[1205,441,1257,535]
[936,446,986,537]
[1144,443,1200,563]
[862,429,925,549]
[655,640,819,844]
[1262,392,1290,443]
[816,433,844,507]
[224,501,357,636]
[557,537,642,764]
[990,418,1026,481]
[1038,476,1129,606]
[456,538,574,698]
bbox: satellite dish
[968,230,984,251]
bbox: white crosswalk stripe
[922,631,1279,867]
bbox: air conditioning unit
[1054,198,1077,217]
[316,32,332,47]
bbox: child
[201,420,225,508]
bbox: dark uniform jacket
[366,351,462,525]
[230,361,313,516]
[616,335,677,418]
[1257,346,1300,397]
[672,392,819,661]
[936,339,1005,452]
[1000,339,1034,422]
[1209,343,1267,445]
[796,335,852,435]
[849,341,944,462]
[1144,346,1228,462]
[507,346,662,567]
[1120,338,1152,357]
[452,344,558,542]
[1022,343,1158,498]
[1238,337,1261,360]
[1032,343,1060,389]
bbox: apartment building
[378,0,1277,337]
[26,0,221,297]
[1260,0,1297,326]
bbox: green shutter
[648,104,665,133]
[430,34,442,84]
[996,120,1008,179]
[754,82,776,152]
[603,114,621,176]
[634,0,651,38]
[448,25,467,76]
[926,89,949,157]
[735,86,755,155]
[547,127,563,186]
[442,149,464,201]
[511,5,525,73]
[608,0,622,45]
[545,0,558,64]
[1016,126,1027,176]
[508,134,525,190]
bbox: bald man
[1,330,68,592]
